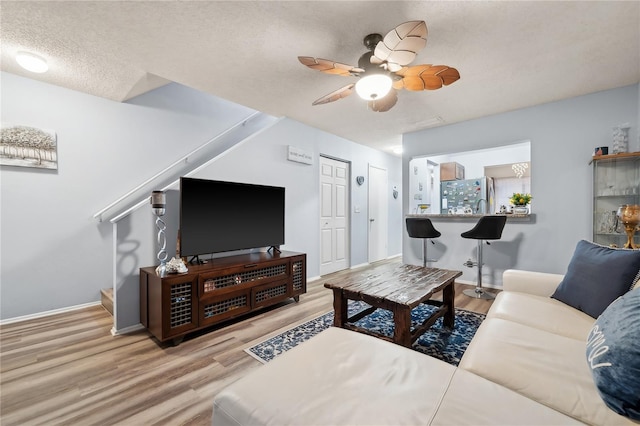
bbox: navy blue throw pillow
[586,288,640,420]
[551,240,640,318]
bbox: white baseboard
[387,253,402,259]
[456,278,502,290]
[111,323,145,336]
[307,275,322,283]
[350,262,370,270]
[0,301,103,325]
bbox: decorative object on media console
[612,124,630,154]
[298,20,459,112]
[165,257,188,274]
[151,190,168,277]
[616,204,640,249]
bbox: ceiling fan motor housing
[363,33,383,51]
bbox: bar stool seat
[406,218,441,267]
[461,215,507,299]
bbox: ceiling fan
[298,20,460,112]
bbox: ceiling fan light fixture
[355,74,392,101]
[16,51,48,73]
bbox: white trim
[111,323,145,336]
[386,253,402,259]
[112,221,118,329]
[350,262,370,270]
[0,301,102,325]
[306,275,322,283]
[456,278,502,290]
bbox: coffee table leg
[393,306,412,347]
[443,281,455,328]
[332,289,347,328]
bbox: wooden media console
[140,251,306,344]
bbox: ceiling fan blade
[373,21,428,67]
[386,62,403,73]
[368,89,398,112]
[298,56,364,76]
[396,65,460,91]
[392,79,405,90]
[311,84,355,106]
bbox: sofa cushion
[551,240,640,318]
[213,327,457,426]
[587,287,640,421]
[487,291,594,340]
[459,317,635,425]
[214,326,583,426]
[432,368,583,425]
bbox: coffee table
[324,264,463,348]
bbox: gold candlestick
[616,205,640,249]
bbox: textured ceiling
[1,1,639,153]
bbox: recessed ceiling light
[16,52,48,73]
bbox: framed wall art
[0,123,58,170]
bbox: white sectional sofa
[212,268,638,425]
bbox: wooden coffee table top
[324,264,462,309]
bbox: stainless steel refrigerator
[440,177,494,214]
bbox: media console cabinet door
[160,275,198,340]
[199,288,252,327]
[290,255,307,296]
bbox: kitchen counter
[406,213,535,222]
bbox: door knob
[369,218,375,222]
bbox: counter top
[406,213,534,222]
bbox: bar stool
[406,218,441,267]
[461,215,507,299]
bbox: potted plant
[510,193,532,214]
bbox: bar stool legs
[462,239,495,300]
[460,215,507,300]
[420,238,438,267]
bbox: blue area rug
[246,301,485,366]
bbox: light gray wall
[0,72,251,320]
[1,72,401,323]
[403,84,639,286]
[115,117,403,330]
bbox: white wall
[403,84,639,287]
[0,72,402,323]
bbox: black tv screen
[179,177,285,257]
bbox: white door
[368,165,388,263]
[320,156,350,275]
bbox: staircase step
[101,288,113,316]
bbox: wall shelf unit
[592,152,640,248]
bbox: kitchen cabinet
[440,162,465,181]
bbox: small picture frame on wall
[0,123,58,170]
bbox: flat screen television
[179,177,285,258]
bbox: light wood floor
[0,258,497,425]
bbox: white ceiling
[1,1,639,154]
